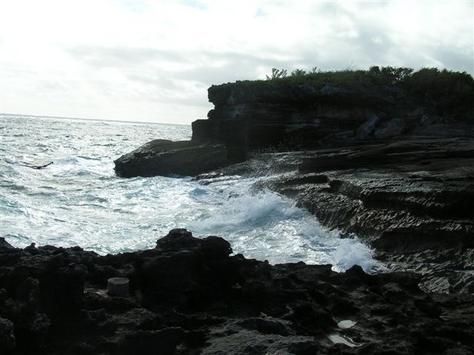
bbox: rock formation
[114,140,229,178]
[192,68,474,157]
[1,230,473,354]
[115,68,473,178]
[228,137,474,294]
[113,68,474,296]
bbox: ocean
[0,113,381,272]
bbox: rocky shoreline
[115,68,474,295]
[1,230,474,354]
[3,68,474,353]
[256,136,474,295]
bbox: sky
[0,0,473,124]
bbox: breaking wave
[0,114,382,272]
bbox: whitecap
[0,114,382,272]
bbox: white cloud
[0,0,472,123]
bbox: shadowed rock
[0,230,473,354]
[217,137,474,294]
[116,69,474,178]
[114,139,229,177]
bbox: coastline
[114,68,474,295]
[2,68,474,353]
[1,229,473,354]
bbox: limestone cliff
[192,68,474,161]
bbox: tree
[266,68,288,80]
[291,69,306,77]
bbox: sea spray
[0,114,382,272]
[189,177,383,272]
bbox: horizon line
[0,111,190,126]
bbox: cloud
[0,0,472,123]
[181,0,208,10]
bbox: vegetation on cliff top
[214,67,474,118]
[265,66,472,90]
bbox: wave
[0,114,381,272]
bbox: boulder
[1,230,474,353]
[114,139,229,178]
[0,237,14,250]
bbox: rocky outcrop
[193,81,391,151]
[115,69,473,178]
[112,72,474,291]
[184,71,474,294]
[114,140,229,178]
[1,231,473,354]
[202,136,474,294]
[192,72,474,157]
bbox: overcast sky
[0,0,473,124]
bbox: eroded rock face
[114,139,229,177]
[0,229,474,355]
[1,230,473,354]
[191,79,473,156]
[189,80,474,292]
[217,137,474,294]
[193,82,386,152]
[115,75,473,178]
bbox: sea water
[0,113,381,272]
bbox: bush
[404,68,474,116]
[266,68,288,80]
[261,66,474,118]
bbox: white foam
[188,178,382,272]
[337,320,357,329]
[328,334,363,348]
[0,114,383,273]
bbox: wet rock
[241,137,474,294]
[0,230,473,354]
[116,75,473,178]
[155,228,200,251]
[114,139,229,177]
[201,236,232,259]
[0,238,14,250]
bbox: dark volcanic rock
[116,70,473,178]
[107,72,474,352]
[114,139,229,178]
[1,230,474,354]
[200,82,387,151]
[112,73,474,296]
[232,137,474,294]
[191,74,473,155]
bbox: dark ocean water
[0,113,382,272]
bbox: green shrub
[260,66,474,118]
[266,68,288,80]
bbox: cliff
[112,68,474,295]
[192,68,474,160]
[115,68,474,176]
